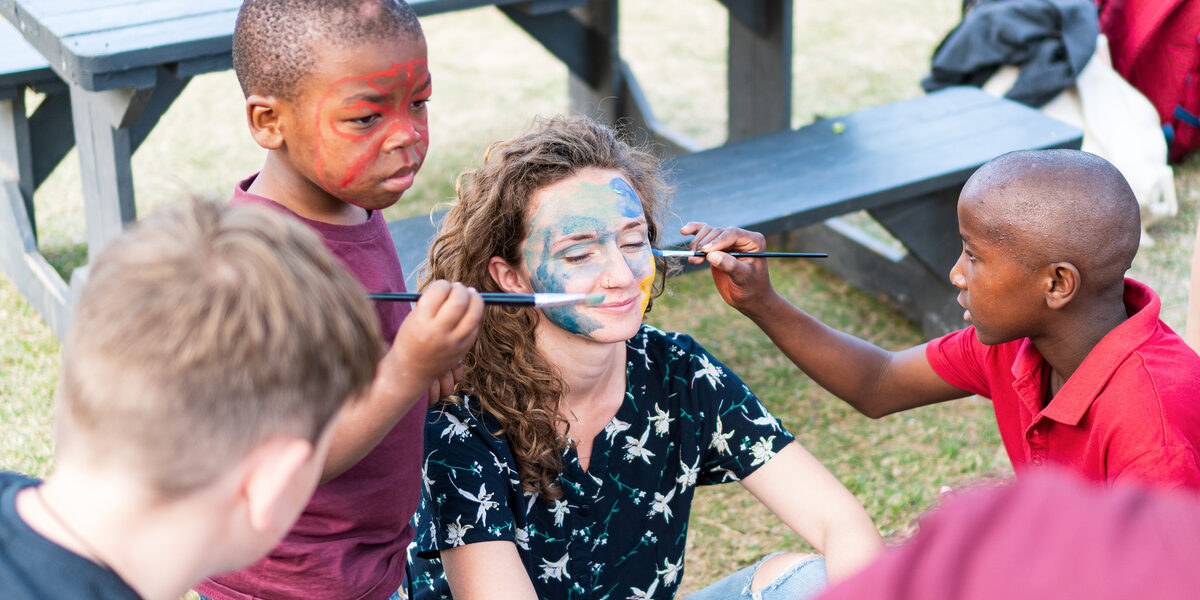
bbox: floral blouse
[407,325,794,600]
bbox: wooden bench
[389,86,1083,336]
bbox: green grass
[3,1,1199,596]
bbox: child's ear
[1045,261,1080,310]
[241,437,316,535]
[488,256,533,294]
[246,95,285,150]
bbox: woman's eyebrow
[621,218,648,231]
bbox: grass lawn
[3,1,1198,596]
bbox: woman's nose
[600,245,637,288]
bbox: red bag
[1097,0,1200,163]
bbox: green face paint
[522,173,654,338]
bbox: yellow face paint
[638,271,655,316]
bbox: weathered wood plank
[726,0,791,142]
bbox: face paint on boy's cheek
[311,58,430,200]
[525,234,605,336]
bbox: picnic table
[0,0,792,340]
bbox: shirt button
[1031,456,1043,466]
[578,504,592,518]
[580,574,592,587]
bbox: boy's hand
[427,363,465,406]
[680,222,776,314]
[379,281,484,404]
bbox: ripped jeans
[682,553,828,600]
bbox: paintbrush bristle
[583,293,606,306]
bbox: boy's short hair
[233,0,424,100]
[965,149,1140,288]
[58,200,381,497]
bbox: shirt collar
[1035,278,1160,425]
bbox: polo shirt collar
[1026,278,1161,425]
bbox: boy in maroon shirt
[684,149,1200,489]
[196,1,484,599]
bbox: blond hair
[425,115,670,499]
[58,199,381,497]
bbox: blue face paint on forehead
[610,177,643,219]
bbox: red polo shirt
[926,278,1200,490]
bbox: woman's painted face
[522,167,655,342]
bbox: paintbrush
[654,249,828,259]
[368,292,604,307]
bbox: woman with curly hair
[407,116,882,600]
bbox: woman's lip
[594,297,637,310]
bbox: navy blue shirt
[0,471,141,600]
[409,325,794,600]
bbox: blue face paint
[611,177,643,218]
[522,173,654,339]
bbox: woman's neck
[536,324,628,427]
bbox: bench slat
[659,87,1079,247]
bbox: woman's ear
[488,256,533,294]
[1045,261,1080,310]
[246,95,285,150]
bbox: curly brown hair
[423,115,671,500]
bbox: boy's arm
[321,281,484,482]
[682,223,968,418]
[440,541,539,600]
[740,442,883,583]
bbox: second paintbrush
[369,292,604,307]
[654,249,828,259]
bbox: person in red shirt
[815,467,1200,599]
[683,149,1200,489]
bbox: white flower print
[454,482,499,526]
[743,410,783,431]
[514,526,531,550]
[648,403,674,436]
[439,413,470,441]
[551,499,571,527]
[445,516,473,547]
[624,426,656,464]
[627,577,660,600]
[677,456,701,489]
[648,486,676,522]
[604,417,632,443]
[421,453,436,494]
[749,436,778,467]
[710,418,734,455]
[658,556,683,586]
[539,553,570,582]
[712,465,739,482]
[692,354,724,389]
[630,343,653,370]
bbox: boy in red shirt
[684,149,1200,489]
[196,1,484,599]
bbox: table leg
[725,0,793,143]
[0,92,71,338]
[68,66,190,262]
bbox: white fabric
[982,34,1177,245]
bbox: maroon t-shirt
[817,468,1200,599]
[197,176,425,600]
[925,278,1200,490]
